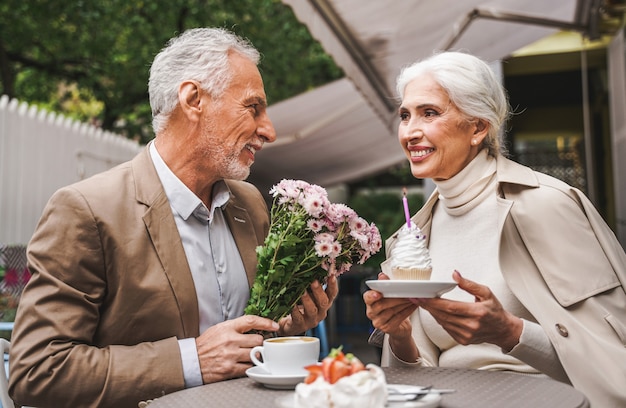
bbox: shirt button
[555,323,569,337]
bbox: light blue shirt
[149,141,250,387]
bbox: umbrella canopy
[250,77,404,195]
[249,0,606,196]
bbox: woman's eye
[424,109,438,117]
[399,112,409,121]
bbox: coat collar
[494,154,539,188]
[131,147,200,337]
[416,154,538,222]
[389,154,536,256]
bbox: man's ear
[178,80,203,122]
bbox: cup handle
[250,346,266,370]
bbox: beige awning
[250,0,603,195]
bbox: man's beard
[202,140,251,181]
[201,121,252,181]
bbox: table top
[147,366,589,408]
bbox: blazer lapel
[223,202,259,288]
[133,148,200,337]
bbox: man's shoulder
[56,160,134,200]
[57,149,150,199]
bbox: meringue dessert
[294,348,387,408]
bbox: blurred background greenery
[0,0,425,352]
[0,0,343,143]
[0,0,422,251]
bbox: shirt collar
[148,141,230,222]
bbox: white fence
[0,95,143,245]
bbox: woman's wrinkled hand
[363,272,418,338]
[414,270,523,351]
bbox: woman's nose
[400,121,424,141]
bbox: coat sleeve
[8,186,186,408]
[501,178,626,407]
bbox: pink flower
[314,241,333,257]
[245,178,382,322]
[307,219,324,232]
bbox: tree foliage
[0,0,343,143]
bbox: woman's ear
[472,119,489,144]
[474,119,488,134]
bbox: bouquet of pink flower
[245,179,382,322]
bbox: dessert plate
[365,280,457,298]
[245,366,307,390]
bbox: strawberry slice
[349,358,365,374]
[328,360,350,384]
[314,347,367,384]
[304,363,323,384]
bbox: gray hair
[396,51,509,156]
[148,27,261,134]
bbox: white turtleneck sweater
[422,150,558,374]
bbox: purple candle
[402,187,411,228]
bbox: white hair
[148,27,260,134]
[396,51,509,156]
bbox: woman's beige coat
[382,155,626,407]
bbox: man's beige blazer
[9,147,270,408]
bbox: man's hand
[278,275,339,336]
[196,315,279,384]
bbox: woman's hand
[415,270,523,351]
[364,272,420,361]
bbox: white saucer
[245,366,307,390]
[274,384,442,408]
[365,280,457,298]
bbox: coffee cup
[250,336,320,376]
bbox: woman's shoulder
[497,156,583,209]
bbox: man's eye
[248,104,259,114]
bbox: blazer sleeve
[9,186,186,408]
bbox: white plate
[275,384,442,408]
[245,366,307,390]
[365,280,457,298]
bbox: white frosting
[294,364,387,408]
[390,223,432,270]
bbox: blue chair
[307,320,329,359]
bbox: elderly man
[9,27,337,408]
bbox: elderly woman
[363,51,626,407]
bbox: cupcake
[389,223,432,280]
